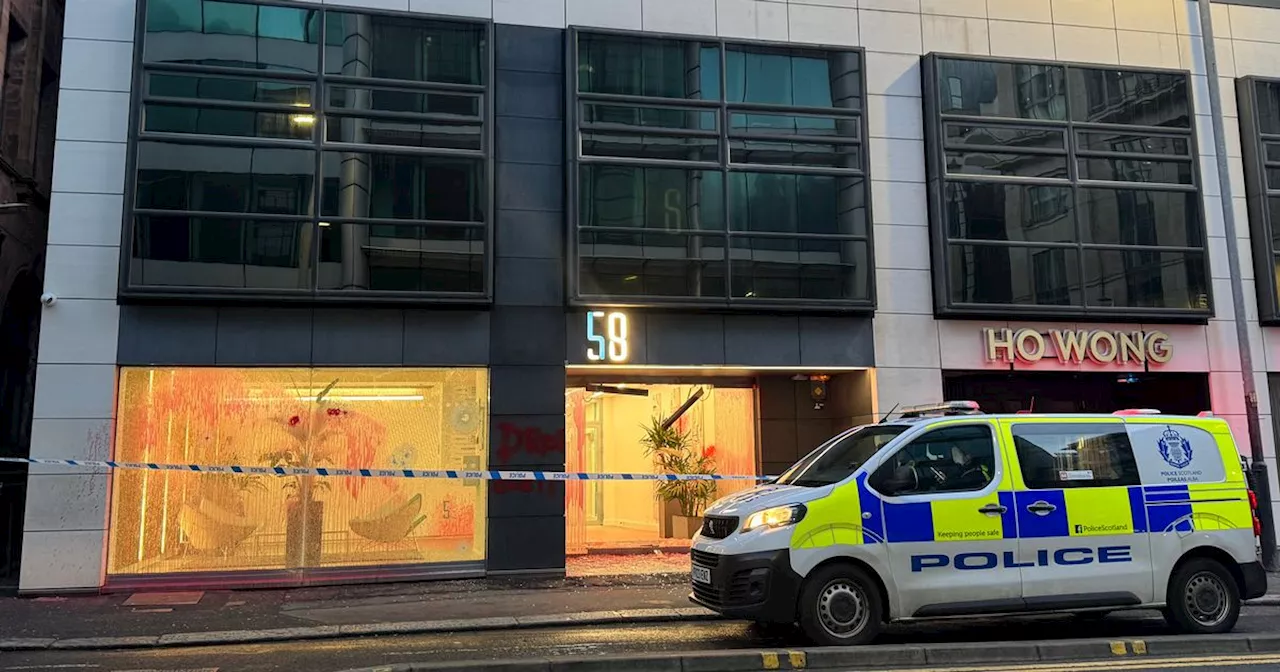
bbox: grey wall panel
[495,24,562,75]
[403,310,490,366]
[491,413,565,468]
[496,117,564,164]
[494,258,564,307]
[799,316,875,367]
[490,307,566,366]
[490,365,566,416]
[117,305,217,365]
[496,210,561,260]
[311,309,406,366]
[723,315,802,366]
[495,70,563,119]
[486,515,565,572]
[497,163,564,213]
[486,479,565,518]
[644,314,726,365]
[214,307,314,366]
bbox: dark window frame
[566,28,876,312]
[1237,76,1280,325]
[120,0,494,304]
[922,53,1213,323]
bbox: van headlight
[742,504,807,532]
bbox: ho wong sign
[982,328,1173,366]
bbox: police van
[689,402,1267,646]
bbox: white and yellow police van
[690,402,1266,646]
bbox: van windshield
[774,425,908,487]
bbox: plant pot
[671,514,703,540]
[285,498,324,568]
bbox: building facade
[0,0,61,589]
[18,0,1280,592]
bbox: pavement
[2,569,1280,656]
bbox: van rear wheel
[798,564,883,647]
[1164,558,1240,635]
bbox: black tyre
[797,564,884,647]
[1163,558,1241,634]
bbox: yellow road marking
[863,653,1280,672]
[761,651,780,670]
[1131,640,1147,655]
[788,650,807,668]
[1110,641,1127,655]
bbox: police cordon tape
[0,456,772,481]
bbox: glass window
[578,33,720,100]
[948,243,1082,306]
[573,33,870,307]
[1083,249,1207,309]
[1012,423,1140,489]
[135,142,315,216]
[944,182,1076,243]
[107,367,489,576]
[131,214,311,289]
[775,425,907,488]
[144,0,320,73]
[869,425,997,496]
[927,55,1207,319]
[127,2,490,298]
[1239,79,1280,323]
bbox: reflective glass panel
[729,140,860,169]
[144,104,314,140]
[943,182,1076,243]
[936,59,1067,121]
[1076,132,1190,156]
[728,173,866,236]
[582,132,719,162]
[320,153,484,223]
[135,142,316,216]
[131,214,310,289]
[944,124,1064,150]
[725,46,861,109]
[148,73,312,106]
[328,86,480,117]
[945,151,1069,179]
[325,115,482,151]
[1083,249,1208,309]
[1077,158,1193,184]
[579,231,727,298]
[583,104,716,131]
[577,34,720,100]
[317,223,484,292]
[1079,188,1203,248]
[579,165,724,232]
[730,237,869,301]
[730,113,857,139]
[144,0,320,73]
[948,243,1082,306]
[326,14,485,86]
[1070,67,1190,128]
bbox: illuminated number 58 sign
[586,311,628,362]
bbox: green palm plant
[640,416,718,517]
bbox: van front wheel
[1164,558,1241,634]
[798,564,883,647]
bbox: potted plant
[641,416,718,539]
[261,380,344,569]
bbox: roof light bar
[898,400,983,418]
[1114,408,1161,415]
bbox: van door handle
[1026,501,1057,515]
[978,503,1007,515]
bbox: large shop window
[1238,78,1280,325]
[106,367,488,578]
[922,56,1210,321]
[124,0,490,301]
[570,32,873,309]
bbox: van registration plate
[692,565,712,584]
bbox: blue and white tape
[0,457,770,482]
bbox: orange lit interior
[565,383,757,556]
[106,367,488,577]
